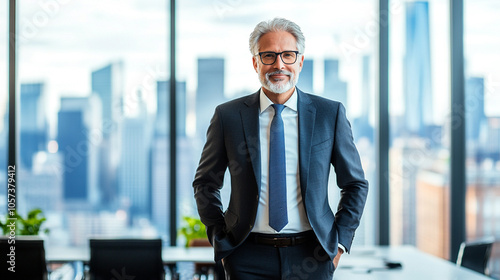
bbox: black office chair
[88,238,165,280]
[0,236,48,280]
[456,237,495,276]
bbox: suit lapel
[297,89,316,196]
[241,91,262,192]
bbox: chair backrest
[89,238,164,280]
[456,237,495,276]
[0,236,48,280]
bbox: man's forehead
[258,31,297,49]
[260,30,295,40]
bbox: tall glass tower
[196,58,225,137]
[323,59,347,106]
[404,1,433,136]
[297,59,313,93]
[57,97,100,203]
[20,83,47,169]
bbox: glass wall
[16,1,169,247]
[0,2,7,216]
[389,0,452,259]
[464,0,500,277]
[178,0,378,247]
[6,2,497,273]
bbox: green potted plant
[0,208,50,236]
[178,216,209,247]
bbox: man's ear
[253,56,258,73]
[298,54,305,71]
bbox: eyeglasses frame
[257,50,301,65]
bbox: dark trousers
[222,233,334,280]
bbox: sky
[1,0,499,135]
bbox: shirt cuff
[338,243,347,254]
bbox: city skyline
[8,53,498,231]
[4,54,378,243]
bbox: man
[193,18,368,279]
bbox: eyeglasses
[257,51,300,65]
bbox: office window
[17,1,169,247]
[465,0,500,277]
[178,0,378,247]
[0,2,7,216]
[389,0,451,259]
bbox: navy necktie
[269,104,288,232]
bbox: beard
[259,70,299,94]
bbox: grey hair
[249,18,305,56]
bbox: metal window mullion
[169,0,177,247]
[7,0,17,212]
[378,0,390,246]
[450,0,466,262]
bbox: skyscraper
[323,59,347,106]
[466,77,486,143]
[57,96,100,203]
[20,153,64,213]
[416,168,450,259]
[119,92,153,218]
[196,58,225,136]
[156,81,168,137]
[152,79,188,237]
[156,80,187,137]
[20,83,47,169]
[91,62,123,130]
[389,138,427,246]
[404,1,433,136]
[91,62,123,204]
[361,55,371,119]
[297,59,313,93]
[151,134,169,238]
[353,55,374,142]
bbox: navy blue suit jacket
[193,88,368,261]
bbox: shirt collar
[259,87,298,114]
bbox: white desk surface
[46,245,492,279]
[334,246,492,280]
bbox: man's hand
[333,247,344,269]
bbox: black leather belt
[249,231,316,247]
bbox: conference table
[46,245,492,279]
[333,246,492,280]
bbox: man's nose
[273,54,285,69]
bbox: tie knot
[271,104,285,116]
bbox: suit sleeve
[332,103,369,252]
[192,106,229,249]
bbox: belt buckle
[272,237,290,247]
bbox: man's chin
[264,85,293,94]
[259,75,296,94]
